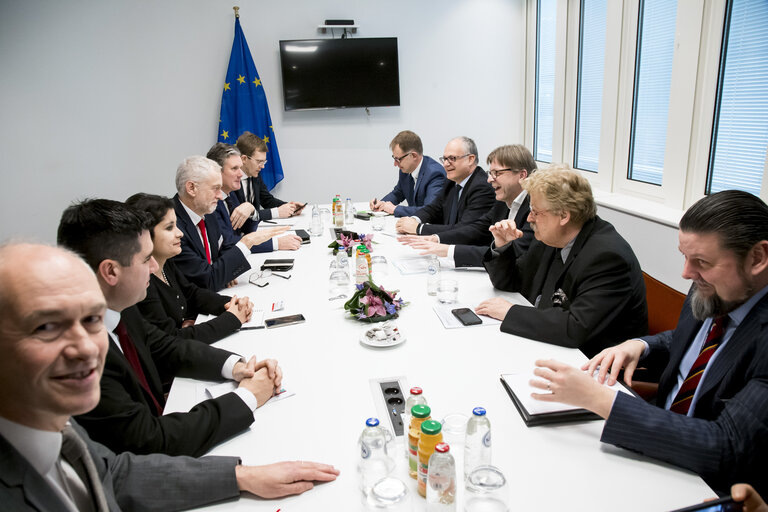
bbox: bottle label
[483,430,491,448]
[418,461,429,482]
[360,441,370,459]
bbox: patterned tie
[61,425,109,512]
[197,218,212,264]
[114,321,164,415]
[670,315,729,415]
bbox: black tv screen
[279,37,400,111]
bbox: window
[534,0,557,163]
[574,0,607,173]
[707,0,768,196]
[627,0,678,185]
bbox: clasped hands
[232,356,283,407]
[223,294,254,323]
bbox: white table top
[165,207,714,511]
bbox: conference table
[165,206,714,511]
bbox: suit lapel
[514,195,530,226]
[174,196,207,259]
[121,310,165,407]
[0,434,71,512]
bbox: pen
[262,219,277,224]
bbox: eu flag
[218,18,284,190]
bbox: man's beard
[689,279,752,321]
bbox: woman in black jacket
[126,193,252,343]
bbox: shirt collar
[180,199,202,226]
[456,171,472,189]
[509,189,527,208]
[0,415,62,476]
[726,283,768,328]
[560,236,577,262]
[104,308,121,333]
[411,156,424,181]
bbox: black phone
[294,229,311,244]
[452,308,482,326]
[264,314,306,329]
[292,203,307,215]
[668,497,742,512]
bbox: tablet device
[294,229,311,244]
[261,259,294,272]
[667,497,742,512]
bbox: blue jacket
[381,155,446,217]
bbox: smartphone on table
[264,314,306,329]
[451,308,482,326]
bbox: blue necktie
[448,185,462,224]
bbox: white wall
[0,0,525,243]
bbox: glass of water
[371,212,387,231]
[464,465,508,512]
[364,477,411,511]
[437,279,458,303]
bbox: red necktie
[670,315,729,415]
[114,321,164,415]
[197,219,212,264]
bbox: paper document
[433,303,501,329]
[392,256,431,274]
[205,381,296,406]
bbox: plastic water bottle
[345,197,355,226]
[357,418,395,496]
[427,254,441,296]
[403,387,427,459]
[427,442,456,511]
[310,204,322,236]
[464,407,491,480]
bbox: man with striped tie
[529,190,768,497]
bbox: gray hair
[453,136,478,160]
[206,142,242,167]
[175,156,221,194]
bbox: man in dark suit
[172,155,287,291]
[229,131,305,229]
[57,199,282,457]
[399,144,536,268]
[476,166,647,357]
[206,142,302,254]
[395,136,496,236]
[0,243,338,510]
[369,130,447,217]
[530,190,768,497]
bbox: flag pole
[233,6,240,18]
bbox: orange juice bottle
[417,419,443,497]
[408,404,431,479]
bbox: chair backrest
[643,272,686,335]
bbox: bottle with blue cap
[357,417,395,498]
[463,407,491,480]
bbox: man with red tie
[530,190,768,496]
[57,198,282,457]
[172,155,287,291]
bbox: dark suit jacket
[412,167,496,236]
[484,216,647,357]
[233,174,285,221]
[75,306,255,457]
[137,259,241,344]
[602,290,768,496]
[449,195,534,267]
[173,194,251,291]
[0,420,240,511]
[215,195,273,254]
[381,155,447,217]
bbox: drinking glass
[371,212,387,231]
[364,477,411,511]
[464,465,509,512]
[437,279,459,303]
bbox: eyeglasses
[392,152,413,164]
[248,269,291,287]
[439,154,471,164]
[488,168,522,179]
[528,207,552,219]
[245,155,267,166]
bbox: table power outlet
[379,381,406,436]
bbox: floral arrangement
[344,280,407,322]
[328,232,374,256]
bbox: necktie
[197,219,212,264]
[448,185,462,224]
[405,174,416,205]
[60,425,109,512]
[538,249,564,308]
[114,321,164,415]
[225,195,237,217]
[670,315,729,415]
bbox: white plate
[359,323,406,348]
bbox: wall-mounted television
[279,37,400,111]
